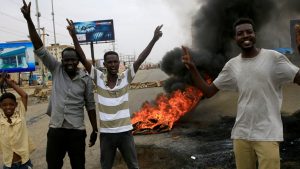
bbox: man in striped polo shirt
[67,19,163,169]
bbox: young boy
[0,73,34,169]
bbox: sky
[0,0,201,63]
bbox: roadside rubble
[33,86,49,98]
[28,86,50,105]
[129,81,163,89]
[26,81,163,105]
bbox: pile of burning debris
[131,86,203,134]
[132,86,203,134]
[131,74,211,135]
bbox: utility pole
[112,42,116,51]
[41,28,49,45]
[51,0,58,60]
[40,27,49,86]
[35,0,41,36]
[27,0,41,86]
[51,0,57,45]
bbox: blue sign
[74,19,115,44]
[274,48,293,55]
[0,42,36,73]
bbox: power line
[1,1,68,30]
[0,25,28,35]
[11,0,20,5]
[0,9,66,38]
[0,7,70,44]
[8,0,20,7]
[0,11,26,24]
[42,27,69,39]
[0,27,26,39]
[40,15,65,28]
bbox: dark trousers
[100,131,139,169]
[46,128,86,169]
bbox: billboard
[290,19,300,52]
[74,19,115,44]
[0,42,35,73]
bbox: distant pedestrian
[67,18,162,169]
[21,1,98,169]
[182,18,300,169]
[0,73,35,169]
[0,73,10,94]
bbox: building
[119,54,135,67]
[46,43,73,60]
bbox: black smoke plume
[161,0,300,93]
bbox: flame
[131,77,211,134]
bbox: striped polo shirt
[90,65,135,133]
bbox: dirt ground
[1,68,300,168]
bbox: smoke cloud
[161,0,300,93]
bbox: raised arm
[133,25,163,72]
[181,46,219,98]
[21,0,58,72]
[21,0,43,50]
[293,70,300,85]
[66,19,92,74]
[4,74,28,110]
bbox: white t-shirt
[213,49,299,141]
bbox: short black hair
[61,47,80,59]
[104,51,119,61]
[0,92,16,103]
[233,18,255,32]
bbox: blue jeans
[3,160,33,169]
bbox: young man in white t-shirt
[182,18,300,169]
